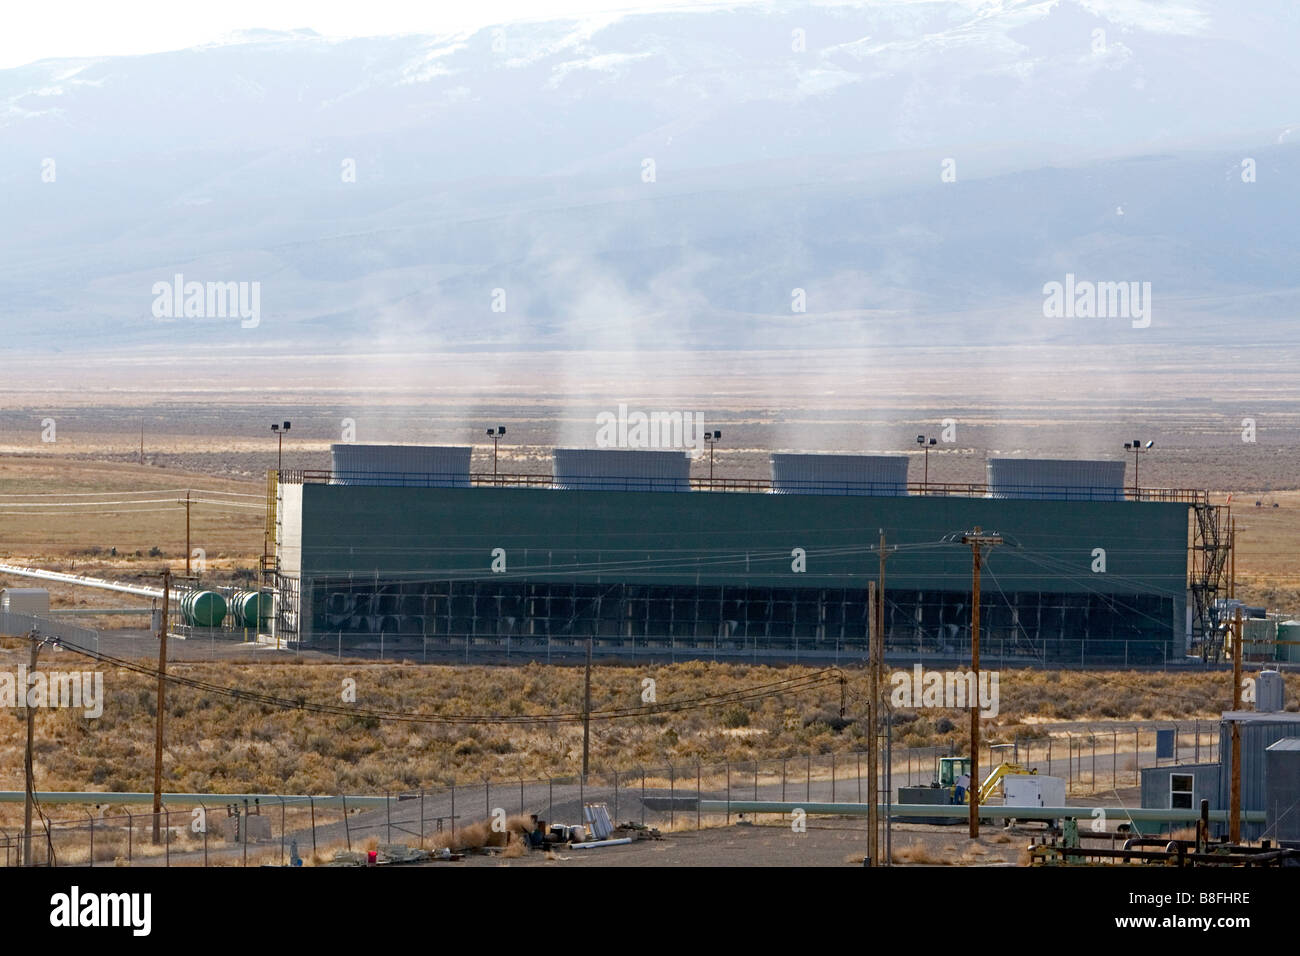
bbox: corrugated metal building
[1140,762,1221,820]
[1265,738,1300,844]
[272,451,1191,664]
[770,454,909,496]
[987,458,1126,501]
[1216,710,1300,839]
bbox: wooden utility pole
[866,581,880,866]
[961,528,1001,839]
[184,491,192,575]
[22,630,39,866]
[1230,605,1243,843]
[867,529,895,865]
[582,636,593,780]
[153,568,170,844]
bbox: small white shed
[0,588,51,616]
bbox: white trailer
[1003,774,1066,809]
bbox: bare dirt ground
[442,817,1042,867]
[1,344,1299,493]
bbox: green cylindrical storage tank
[231,590,270,628]
[1279,622,1300,663]
[181,589,227,627]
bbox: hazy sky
[3,0,754,69]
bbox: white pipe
[568,837,633,849]
[0,563,170,600]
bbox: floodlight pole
[487,427,505,483]
[916,436,936,493]
[1124,440,1151,498]
[961,528,1001,838]
[272,421,291,475]
[704,430,721,483]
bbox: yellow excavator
[936,756,1036,804]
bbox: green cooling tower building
[268,447,1225,667]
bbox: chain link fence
[1,719,1219,866]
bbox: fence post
[831,753,836,803]
[613,770,619,823]
[343,795,351,851]
[386,790,392,844]
[203,803,210,867]
[639,768,645,826]
[86,811,94,868]
[806,754,811,801]
[857,752,862,803]
[308,797,316,862]
[781,758,787,803]
[243,799,249,868]
[697,763,702,830]
[420,791,425,849]
[165,808,170,867]
[669,765,675,829]
[126,809,132,864]
[280,797,286,866]
[450,783,456,842]
[753,761,758,803]
[520,777,525,819]
[1134,728,1140,786]
[725,762,730,825]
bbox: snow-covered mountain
[0,0,1297,353]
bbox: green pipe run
[698,801,1267,824]
[0,793,1268,825]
